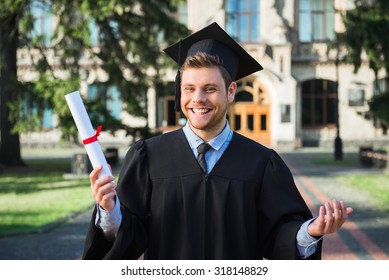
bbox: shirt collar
[183,120,232,151]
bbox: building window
[235,91,253,102]
[88,20,100,47]
[178,2,188,25]
[160,96,186,128]
[31,1,53,47]
[375,78,389,95]
[20,84,53,130]
[42,106,53,129]
[281,104,291,123]
[234,115,241,130]
[301,79,336,126]
[348,88,365,107]
[260,114,267,131]
[157,82,186,128]
[166,98,177,126]
[88,83,122,121]
[299,0,335,42]
[247,114,254,131]
[226,0,260,43]
[88,19,120,47]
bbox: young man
[83,22,353,260]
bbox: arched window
[235,91,253,102]
[301,79,336,126]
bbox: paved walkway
[0,148,388,260]
[0,210,90,260]
[281,149,389,260]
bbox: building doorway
[228,79,271,146]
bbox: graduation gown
[83,129,322,260]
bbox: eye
[182,86,194,93]
[205,87,217,93]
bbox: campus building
[18,0,388,150]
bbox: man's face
[180,66,236,140]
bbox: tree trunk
[0,13,24,166]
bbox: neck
[189,119,227,142]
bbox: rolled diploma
[65,90,112,178]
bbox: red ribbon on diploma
[82,125,102,145]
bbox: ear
[227,82,237,103]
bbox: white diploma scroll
[65,90,112,178]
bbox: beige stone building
[19,0,388,150]
[158,0,387,150]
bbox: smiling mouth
[191,108,211,115]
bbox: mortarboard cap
[163,22,263,111]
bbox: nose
[192,89,207,103]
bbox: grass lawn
[0,158,94,235]
[310,153,389,211]
[338,174,389,211]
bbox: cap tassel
[174,39,183,112]
[174,70,181,112]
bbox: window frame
[225,0,260,43]
[88,83,122,121]
[301,79,337,127]
[298,0,335,43]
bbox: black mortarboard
[163,22,263,111]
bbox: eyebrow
[204,83,219,87]
[181,83,219,87]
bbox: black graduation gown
[83,129,322,260]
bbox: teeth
[192,109,209,114]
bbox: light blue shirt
[96,120,321,258]
[182,120,232,174]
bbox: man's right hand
[90,164,116,211]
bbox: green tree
[335,0,389,130]
[0,0,188,166]
[369,92,389,129]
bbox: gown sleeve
[82,140,151,259]
[260,150,322,260]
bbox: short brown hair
[180,52,233,90]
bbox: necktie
[197,143,211,173]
